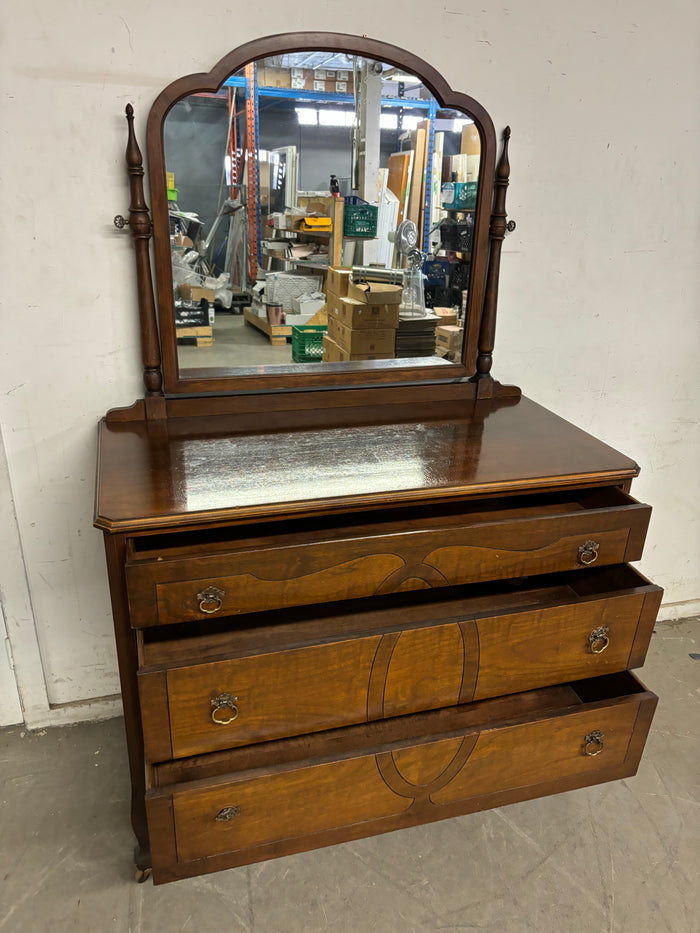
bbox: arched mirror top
[143,32,499,396]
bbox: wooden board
[407,127,426,228]
[176,325,214,347]
[460,124,481,157]
[175,326,212,338]
[95,397,643,533]
[243,307,291,346]
[387,153,412,226]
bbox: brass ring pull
[578,540,600,565]
[583,730,605,756]
[588,626,610,654]
[197,586,225,614]
[211,693,239,725]
[214,806,240,822]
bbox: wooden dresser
[95,394,660,884]
[97,32,661,883]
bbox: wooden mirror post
[117,104,165,420]
[474,126,514,399]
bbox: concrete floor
[177,312,294,369]
[1,617,697,933]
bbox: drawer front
[138,575,661,761]
[146,676,656,878]
[126,492,651,627]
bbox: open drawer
[137,565,661,761]
[145,671,657,884]
[125,487,651,628]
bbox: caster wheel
[135,867,152,883]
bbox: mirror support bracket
[123,104,164,408]
[474,126,512,385]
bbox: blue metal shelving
[227,75,439,253]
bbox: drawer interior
[138,564,658,670]
[128,486,641,563]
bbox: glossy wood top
[94,396,639,533]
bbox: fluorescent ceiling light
[385,73,422,83]
[296,107,356,127]
[451,118,474,131]
[402,115,422,131]
[296,107,318,125]
[318,109,355,127]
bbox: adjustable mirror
[121,33,504,398]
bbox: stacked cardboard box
[433,307,460,326]
[322,269,402,362]
[435,324,464,362]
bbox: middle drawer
[137,565,661,762]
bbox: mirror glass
[162,52,481,374]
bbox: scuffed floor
[1,617,697,933]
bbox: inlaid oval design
[391,737,465,787]
[382,624,465,719]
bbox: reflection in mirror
[163,52,481,373]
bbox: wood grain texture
[95,397,641,533]
[137,671,172,762]
[171,755,411,862]
[430,701,639,804]
[102,535,151,869]
[101,34,662,886]
[145,674,656,882]
[124,491,650,626]
[136,569,658,762]
[164,636,381,758]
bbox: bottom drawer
[146,671,657,884]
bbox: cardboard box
[179,284,215,304]
[435,325,464,350]
[328,317,396,355]
[272,212,293,230]
[327,296,399,330]
[306,306,328,326]
[297,195,334,215]
[322,334,394,362]
[433,307,459,326]
[326,267,353,299]
[322,334,344,362]
[436,345,461,362]
[347,281,403,306]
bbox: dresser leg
[134,857,152,884]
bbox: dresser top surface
[94,395,639,533]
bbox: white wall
[0,1,697,726]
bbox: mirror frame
[146,32,497,396]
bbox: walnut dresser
[96,33,661,884]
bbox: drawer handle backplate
[583,730,605,756]
[197,586,225,614]
[588,626,610,654]
[211,693,239,725]
[578,540,600,565]
[214,806,241,822]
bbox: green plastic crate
[343,197,378,238]
[292,324,327,362]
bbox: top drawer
[125,487,651,628]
